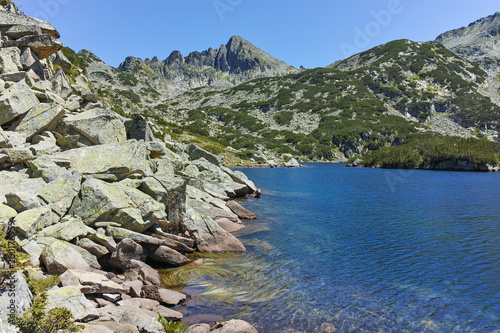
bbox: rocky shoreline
[0,6,259,333]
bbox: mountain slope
[436,12,500,105]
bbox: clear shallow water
[174,164,500,332]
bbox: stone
[20,47,38,69]
[0,10,60,38]
[117,298,159,310]
[122,280,143,297]
[196,207,240,223]
[186,143,221,166]
[59,269,128,295]
[187,324,211,333]
[153,157,175,177]
[0,47,22,74]
[37,216,90,241]
[97,304,164,333]
[108,239,147,271]
[41,239,91,275]
[0,81,39,125]
[284,157,300,167]
[81,324,114,333]
[5,24,42,39]
[149,227,196,253]
[2,146,35,164]
[182,207,246,252]
[6,33,63,59]
[51,140,150,179]
[20,240,43,267]
[146,244,189,267]
[216,218,245,233]
[211,320,258,333]
[69,177,165,232]
[51,50,72,73]
[49,68,72,98]
[125,114,154,141]
[60,108,127,145]
[224,182,249,198]
[13,206,53,237]
[147,139,167,159]
[106,226,164,245]
[153,304,183,321]
[13,103,64,140]
[225,200,257,220]
[128,260,162,286]
[77,238,109,259]
[141,285,186,306]
[0,272,32,323]
[0,71,34,86]
[102,293,121,303]
[88,232,117,252]
[45,286,99,322]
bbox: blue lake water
[174,163,500,332]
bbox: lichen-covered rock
[13,102,64,139]
[51,140,151,179]
[37,215,91,241]
[225,200,257,220]
[45,286,99,322]
[60,108,127,145]
[211,319,259,333]
[140,285,186,306]
[186,143,221,166]
[0,10,60,38]
[69,177,165,232]
[0,272,32,323]
[41,239,91,275]
[13,206,54,237]
[77,238,109,259]
[0,81,39,125]
[146,244,189,267]
[0,47,22,74]
[106,226,164,245]
[108,239,147,271]
[59,269,128,295]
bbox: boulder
[125,114,154,141]
[69,178,165,232]
[88,232,117,252]
[5,24,42,39]
[51,140,151,179]
[187,324,211,333]
[45,286,99,322]
[59,269,128,294]
[49,68,72,98]
[20,239,43,267]
[20,47,39,70]
[182,207,246,253]
[13,103,64,140]
[0,170,45,204]
[41,239,91,275]
[36,215,91,241]
[225,200,257,220]
[127,260,162,286]
[5,190,43,212]
[146,244,189,267]
[122,280,143,297]
[0,127,27,148]
[106,226,164,245]
[0,203,16,221]
[108,239,147,271]
[96,304,164,333]
[216,218,245,233]
[6,33,63,59]
[140,285,186,306]
[50,50,72,73]
[148,228,195,253]
[60,108,127,145]
[186,143,221,166]
[211,320,258,333]
[195,207,240,223]
[77,238,109,259]
[0,272,32,323]
[1,146,35,164]
[0,10,60,38]
[13,206,53,237]
[0,71,34,85]
[118,298,160,311]
[0,47,22,74]
[0,81,39,125]
[138,174,186,230]
[81,324,114,333]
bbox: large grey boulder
[96,304,164,333]
[106,226,164,245]
[51,140,151,180]
[0,81,39,125]
[59,269,128,295]
[41,239,91,275]
[125,114,154,141]
[138,174,186,231]
[0,10,60,38]
[0,47,22,74]
[49,68,72,98]
[77,238,109,259]
[186,143,221,166]
[5,24,42,39]
[60,108,127,145]
[13,206,54,237]
[0,272,32,323]
[69,177,165,232]
[36,215,91,241]
[0,126,27,148]
[225,200,257,220]
[45,286,99,322]
[182,207,246,252]
[0,170,45,204]
[108,239,147,271]
[13,103,64,140]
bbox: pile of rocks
[0,6,259,333]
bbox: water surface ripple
[176,164,500,332]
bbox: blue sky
[19,0,499,69]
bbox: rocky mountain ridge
[436,11,500,105]
[0,6,260,333]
